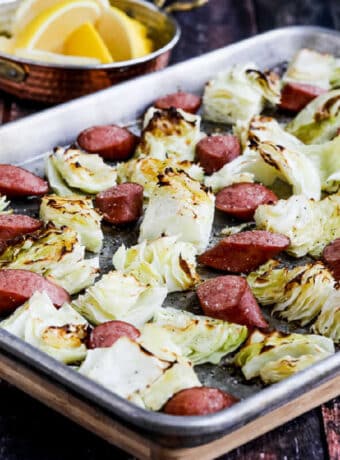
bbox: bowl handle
[0,57,27,83]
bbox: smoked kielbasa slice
[196,135,241,175]
[279,82,327,112]
[77,125,139,161]
[154,92,202,114]
[198,231,290,273]
[88,320,141,349]
[0,165,48,197]
[216,183,278,221]
[197,275,268,329]
[0,214,42,241]
[323,239,340,281]
[95,183,143,225]
[163,387,238,416]
[0,269,70,315]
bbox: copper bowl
[0,0,180,103]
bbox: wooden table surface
[0,1,339,459]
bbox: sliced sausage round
[216,183,278,221]
[163,387,238,416]
[95,183,143,225]
[77,125,139,161]
[279,82,327,112]
[154,92,202,114]
[0,165,48,198]
[0,214,42,241]
[88,320,141,349]
[198,230,290,273]
[197,275,268,329]
[323,239,340,281]
[0,269,70,315]
[196,135,241,175]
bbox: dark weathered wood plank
[322,398,340,460]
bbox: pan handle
[0,57,27,82]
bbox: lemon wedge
[96,6,153,61]
[63,22,113,64]
[13,0,101,52]
[14,48,101,66]
[12,0,109,34]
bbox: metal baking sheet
[0,26,339,448]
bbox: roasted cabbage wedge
[247,260,336,326]
[116,157,204,198]
[47,147,117,194]
[78,336,200,410]
[313,291,340,343]
[135,107,203,162]
[139,170,215,254]
[112,236,200,293]
[1,291,88,364]
[0,225,99,294]
[40,194,103,253]
[203,63,280,124]
[152,307,248,365]
[235,329,335,383]
[72,270,167,327]
[282,48,335,89]
[286,89,340,144]
[255,194,340,257]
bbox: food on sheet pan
[195,134,241,175]
[154,92,202,114]
[215,183,278,221]
[162,387,238,416]
[1,46,340,416]
[0,269,70,314]
[77,125,138,161]
[198,230,290,273]
[197,276,267,329]
[95,183,143,225]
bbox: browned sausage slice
[196,135,241,175]
[198,231,290,273]
[197,275,268,329]
[0,214,42,241]
[323,239,340,281]
[77,125,139,161]
[0,269,70,315]
[216,183,278,221]
[95,183,143,225]
[154,92,202,114]
[88,320,141,349]
[0,165,48,197]
[279,82,327,112]
[163,387,238,416]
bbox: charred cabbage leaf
[283,48,335,89]
[40,194,103,253]
[117,157,204,198]
[139,170,215,254]
[152,307,248,365]
[78,336,200,410]
[247,260,336,326]
[255,194,340,257]
[235,329,335,383]
[0,225,99,295]
[1,291,88,364]
[72,270,167,327]
[135,107,203,162]
[0,195,11,214]
[47,147,117,194]
[286,89,340,144]
[313,291,340,343]
[112,236,200,293]
[203,63,280,124]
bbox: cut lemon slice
[96,6,153,61]
[13,0,101,52]
[14,48,101,66]
[13,0,110,34]
[63,22,113,64]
